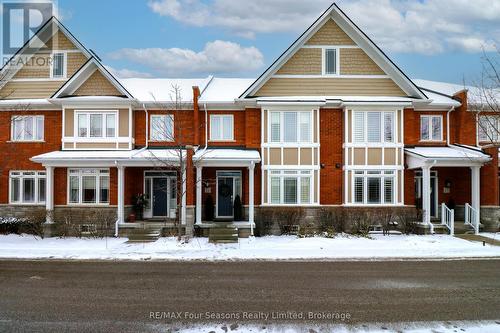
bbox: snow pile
[0,234,499,261]
[0,217,26,225]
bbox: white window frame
[352,111,395,144]
[322,47,340,76]
[268,111,313,144]
[420,115,443,142]
[209,114,234,141]
[74,111,118,140]
[9,171,46,205]
[50,52,67,79]
[150,114,174,142]
[352,170,395,205]
[10,115,44,142]
[268,170,313,205]
[67,169,110,205]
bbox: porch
[405,145,491,235]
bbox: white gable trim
[239,4,427,100]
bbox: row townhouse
[0,4,499,237]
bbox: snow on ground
[162,321,500,333]
[480,232,500,241]
[0,234,499,261]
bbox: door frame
[143,170,176,219]
[415,170,439,218]
[215,170,242,219]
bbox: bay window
[11,115,44,141]
[9,171,46,204]
[353,170,395,204]
[76,112,117,139]
[269,111,312,143]
[269,170,312,205]
[353,111,395,143]
[151,114,174,141]
[420,115,442,141]
[68,169,109,204]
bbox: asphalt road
[0,259,499,332]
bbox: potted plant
[132,194,149,221]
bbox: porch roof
[405,144,491,169]
[31,149,185,167]
[193,148,261,167]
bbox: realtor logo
[1,0,55,56]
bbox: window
[9,171,46,204]
[11,116,44,141]
[210,115,233,141]
[478,116,500,142]
[151,114,174,141]
[269,111,312,143]
[68,169,109,204]
[353,111,395,143]
[268,170,312,205]
[76,112,117,139]
[51,52,65,78]
[324,48,337,75]
[420,115,442,141]
[353,170,395,205]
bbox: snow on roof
[199,78,254,103]
[193,149,261,162]
[405,145,489,160]
[119,77,212,103]
[31,149,184,162]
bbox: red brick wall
[404,108,448,146]
[319,108,343,205]
[54,167,67,205]
[450,91,476,146]
[196,110,246,147]
[481,147,499,206]
[0,110,62,204]
[245,108,261,149]
[134,110,195,147]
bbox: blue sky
[56,0,499,84]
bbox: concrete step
[127,228,161,243]
[209,225,239,244]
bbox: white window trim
[150,114,175,142]
[352,111,396,144]
[209,114,234,142]
[268,111,313,144]
[351,170,396,205]
[267,170,313,205]
[420,115,443,142]
[67,169,110,205]
[74,110,118,140]
[321,47,340,77]
[10,115,44,142]
[9,171,46,205]
[50,51,67,79]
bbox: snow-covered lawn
[0,233,499,261]
[480,232,500,241]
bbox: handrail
[441,203,454,236]
[465,203,480,235]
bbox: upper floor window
[76,112,117,139]
[353,111,394,144]
[478,116,499,142]
[323,48,337,75]
[51,52,66,78]
[420,115,442,141]
[270,111,312,143]
[210,114,233,141]
[151,114,174,141]
[9,171,46,204]
[68,169,109,204]
[11,115,44,141]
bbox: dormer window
[323,48,337,75]
[51,52,66,78]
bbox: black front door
[153,178,168,217]
[217,177,234,217]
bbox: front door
[217,177,234,217]
[153,178,169,217]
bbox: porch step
[429,221,485,235]
[126,227,161,243]
[209,224,238,244]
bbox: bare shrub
[55,210,81,238]
[318,207,346,234]
[256,207,276,236]
[395,208,420,235]
[348,208,371,236]
[84,209,116,238]
[275,207,306,235]
[377,208,395,235]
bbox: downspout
[446,106,454,146]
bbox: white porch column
[470,165,481,221]
[181,164,187,225]
[248,161,255,236]
[117,165,125,228]
[421,165,431,226]
[195,166,203,225]
[45,166,54,224]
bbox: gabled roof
[239,3,427,100]
[0,16,92,89]
[52,57,133,99]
